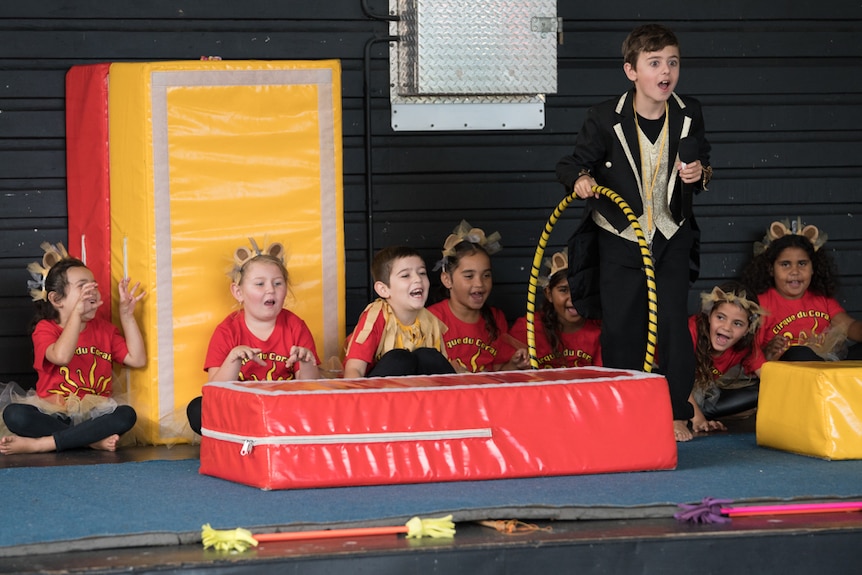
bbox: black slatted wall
[1,2,860,387]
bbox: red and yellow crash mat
[65,59,345,444]
[199,367,677,489]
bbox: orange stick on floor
[254,525,408,542]
[202,515,455,553]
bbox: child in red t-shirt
[344,246,452,378]
[186,239,319,435]
[1,243,146,454]
[510,250,602,369]
[427,221,529,373]
[741,220,862,362]
[687,281,766,433]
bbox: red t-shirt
[427,301,516,372]
[204,309,319,381]
[344,309,387,368]
[344,303,448,371]
[687,315,764,379]
[32,317,129,399]
[510,313,602,368]
[755,287,846,351]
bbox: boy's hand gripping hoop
[526,185,657,372]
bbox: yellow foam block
[756,361,862,459]
[108,60,344,444]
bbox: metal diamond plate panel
[395,0,557,95]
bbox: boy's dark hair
[30,257,87,331]
[741,234,838,298]
[371,246,422,286]
[622,23,679,68]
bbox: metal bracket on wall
[388,0,557,131]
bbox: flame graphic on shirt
[452,348,486,373]
[238,361,290,381]
[53,358,110,397]
[784,317,821,346]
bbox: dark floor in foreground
[2,415,861,575]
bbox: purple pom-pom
[674,497,734,524]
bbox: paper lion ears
[754,218,827,255]
[230,238,285,281]
[26,242,71,301]
[40,242,70,270]
[549,251,568,277]
[234,239,284,268]
[767,220,820,245]
[538,249,568,288]
[440,220,502,258]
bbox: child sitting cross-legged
[1,243,146,454]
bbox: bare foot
[90,434,120,452]
[673,420,693,442]
[0,434,57,455]
[691,416,727,433]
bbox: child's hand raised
[677,159,703,184]
[118,277,146,318]
[74,281,103,318]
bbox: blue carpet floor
[2,431,861,556]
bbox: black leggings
[187,396,203,436]
[701,385,759,419]
[778,342,862,361]
[2,403,136,452]
[368,348,456,377]
[703,342,862,419]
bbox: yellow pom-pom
[405,515,456,539]
[201,523,259,553]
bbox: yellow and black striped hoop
[525,185,657,372]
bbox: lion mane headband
[435,220,502,272]
[26,242,71,301]
[440,220,502,258]
[700,285,767,334]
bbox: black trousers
[368,348,456,377]
[702,385,759,419]
[187,396,203,436]
[3,403,136,451]
[597,225,695,421]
